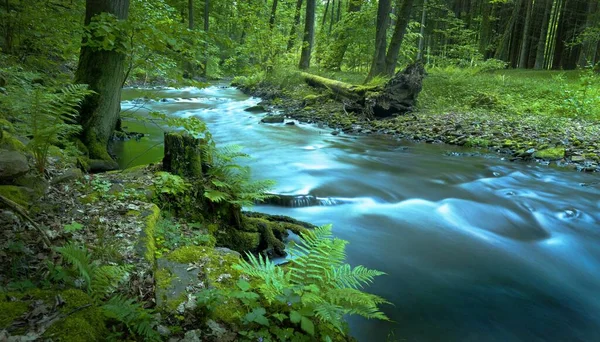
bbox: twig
[0,194,52,248]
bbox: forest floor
[236,68,600,173]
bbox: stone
[181,329,203,342]
[244,105,266,113]
[285,121,296,125]
[0,150,29,183]
[571,155,586,162]
[51,168,83,185]
[260,115,285,124]
[157,325,171,337]
[206,319,236,342]
[214,247,242,258]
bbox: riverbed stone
[534,147,565,161]
[261,115,285,124]
[0,150,30,184]
[244,105,266,113]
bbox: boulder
[0,150,30,184]
[244,105,266,113]
[51,168,84,185]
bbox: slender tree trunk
[287,0,303,51]
[75,0,130,167]
[325,0,363,70]
[269,0,279,29]
[518,0,533,68]
[479,0,492,56]
[535,0,553,69]
[366,0,392,82]
[337,0,342,22]
[322,0,331,27]
[494,0,523,61]
[188,0,194,29]
[384,0,415,76]
[417,0,428,61]
[299,0,316,69]
[329,0,336,33]
[203,0,209,76]
[578,0,598,67]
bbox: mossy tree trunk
[163,132,204,178]
[298,0,316,69]
[75,0,130,170]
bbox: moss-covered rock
[136,204,161,264]
[0,131,26,152]
[0,185,35,208]
[0,296,29,329]
[534,147,565,161]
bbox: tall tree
[385,0,415,75]
[287,0,304,50]
[324,0,364,70]
[535,0,553,69]
[188,0,194,29]
[203,0,209,76]
[75,0,130,168]
[366,0,392,81]
[518,0,534,68]
[299,0,316,69]
[416,0,428,61]
[269,0,279,29]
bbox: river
[116,85,600,342]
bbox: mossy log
[300,62,426,119]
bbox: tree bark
[324,0,364,70]
[534,0,553,69]
[416,0,428,61]
[287,0,303,51]
[322,0,331,28]
[75,0,130,169]
[518,0,533,68]
[162,132,204,178]
[494,0,523,61]
[366,0,392,82]
[299,0,316,69]
[188,0,194,29]
[384,0,415,76]
[269,0,279,29]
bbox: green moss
[0,131,26,151]
[155,267,175,291]
[166,245,207,263]
[142,204,161,263]
[0,185,33,208]
[45,289,106,342]
[534,147,565,160]
[0,298,28,329]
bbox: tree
[299,0,316,69]
[269,0,279,29]
[518,0,533,68]
[535,0,553,69]
[287,0,304,51]
[366,0,392,81]
[384,0,415,75]
[74,0,130,169]
[323,0,364,70]
[416,0,428,61]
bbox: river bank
[234,72,600,173]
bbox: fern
[11,83,94,172]
[233,224,389,337]
[102,295,160,341]
[55,242,96,291]
[91,265,132,300]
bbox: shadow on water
[115,86,600,342]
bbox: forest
[1,0,600,341]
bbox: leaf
[289,310,302,324]
[64,221,84,233]
[237,279,251,292]
[300,316,315,336]
[244,307,269,326]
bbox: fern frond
[91,265,132,300]
[328,264,386,289]
[102,295,160,341]
[55,243,96,291]
[233,253,286,302]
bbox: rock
[571,155,586,162]
[14,174,49,196]
[51,168,83,184]
[214,247,242,258]
[157,325,171,337]
[260,115,285,124]
[206,319,236,342]
[244,105,266,113]
[88,159,119,173]
[181,329,203,342]
[534,147,565,161]
[155,258,202,309]
[285,121,296,125]
[0,150,30,184]
[0,185,35,208]
[331,131,340,136]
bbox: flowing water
[116,85,600,342]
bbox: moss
[45,289,106,342]
[155,267,175,291]
[534,147,565,161]
[166,245,207,264]
[0,131,26,152]
[0,185,33,208]
[121,164,149,174]
[142,204,161,263]
[0,298,28,329]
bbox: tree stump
[162,132,204,178]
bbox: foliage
[198,224,388,341]
[55,243,159,341]
[154,217,215,258]
[4,83,93,173]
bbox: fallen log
[300,63,426,119]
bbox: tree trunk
[366,0,392,82]
[479,0,492,57]
[75,0,130,169]
[534,0,553,69]
[287,0,303,51]
[417,0,428,61]
[578,0,598,67]
[203,0,209,76]
[269,0,279,29]
[188,0,194,29]
[384,0,415,76]
[324,0,364,70]
[494,0,523,61]
[299,0,316,69]
[322,0,331,28]
[162,132,204,178]
[329,0,336,33]
[518,0,533,68]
